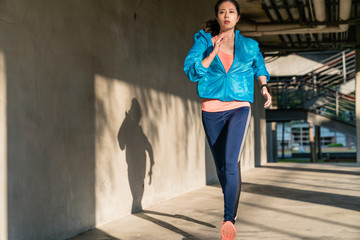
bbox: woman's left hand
[261,88,272,108]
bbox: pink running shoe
[221,221,236,240]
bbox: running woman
[184,1,271,239]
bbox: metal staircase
[267,49,356,135]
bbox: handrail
[268,49,356,126]
[308,51,355,75]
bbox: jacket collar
[196,29,241,45]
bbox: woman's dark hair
[204,0,240,36]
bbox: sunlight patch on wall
[94,74,204,226]
[94,74,133,225]
[0,52,8,240]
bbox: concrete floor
[70,163,360,240]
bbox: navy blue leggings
[202,107,251,223]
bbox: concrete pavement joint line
[241,201,360,230]
[261,165,360,176]
[256,174,360,186]
[254,178,360,192]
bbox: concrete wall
[0,49,7,240]
[0,0,268,239]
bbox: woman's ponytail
[204,18,220,36]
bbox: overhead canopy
[236,0,359,55]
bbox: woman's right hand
[212,32,228,55]
[201,32,229,68]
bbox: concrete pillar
[356,27,360,163]
[315,125,321,160]
[281,122,285,159]
[309,122,317,162]
[266,122,278,162]
[266,122,273,162]
[260,117,268,165]
[253,81,268,167]
[272,122,278,162]
[356,50,360,162]
[0,52,7,240]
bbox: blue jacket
[184,29,269,103]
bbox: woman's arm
[184,32,229,81]
[201,32,228,68]
[252,43,271,109]
[200,51,217,68]
[258,75,272,109]
[184,37,209,82]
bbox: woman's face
[216,1,240,31]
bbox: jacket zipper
[224,33,237,101]
[204,31,237,101]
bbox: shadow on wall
[118,98,154,213]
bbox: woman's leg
[202,110,228,190]
[202,107,251,223]
[222,107,251,222]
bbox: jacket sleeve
[252,46,270,81]
[183,37,209,82]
